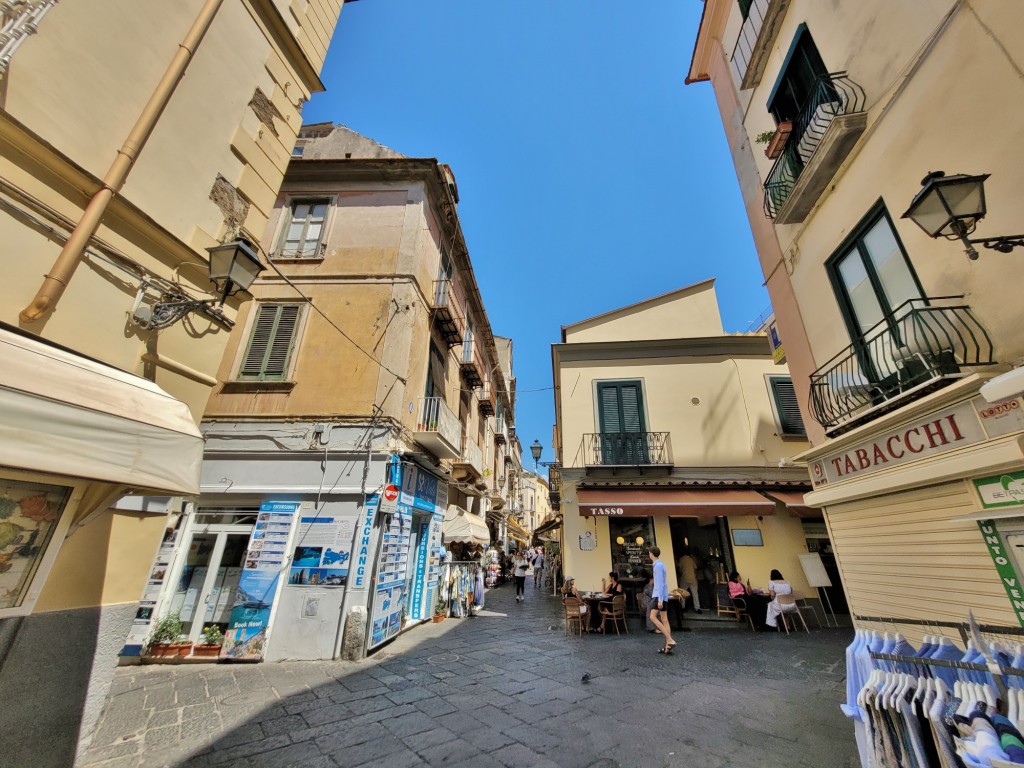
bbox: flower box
[765,120,793,159]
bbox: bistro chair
[598,594,629,635]
[731,596,757,631]
[776,593,810,634]
[715,583,740,621]
[563,596,585,637]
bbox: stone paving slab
[73,582,859,768]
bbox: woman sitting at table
[728,571,748,600]
[601,572,624,600]
[561,577,581,600]
[765,569,794,629]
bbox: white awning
[442,504,490,545]
[0,327,203,495]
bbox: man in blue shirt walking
[649,546,676,655]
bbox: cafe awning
[442,504,490,545]
[577,488,775,517]
[533,515,562,537]
[759,490,820,518]
[0,326,203,495]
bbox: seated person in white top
[764,569,794,628]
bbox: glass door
[168,526,252,644]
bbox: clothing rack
[855,614,1024,647]
[860,614,1024,703]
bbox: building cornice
[552,334,771,364]
[686,0,731,85]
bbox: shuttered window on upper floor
[238,304,302,381]
[276,198,329,259]
[597,381,646,434]
[768,376,806,436]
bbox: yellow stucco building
[551,280,825,621]
[0,1,346,762]
[688,0,1024,643]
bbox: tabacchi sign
[811,400,986,486]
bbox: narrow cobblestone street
[77,583,858,768]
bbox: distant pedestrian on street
[533,547,546,588]
[649,546,675,654]
[513,550,529,602]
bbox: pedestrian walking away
[513,550,529,602]
[648,546,675,654]
[533,546,546,588]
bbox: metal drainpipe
[19,0,225,323]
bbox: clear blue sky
[304,0,769,467]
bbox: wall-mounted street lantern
[530,439,543,470]
[902,171,1024,261]
[132,238,265,330]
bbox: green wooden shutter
[239,304,300,381]
[597,382,647,464]
[771,377,806,435]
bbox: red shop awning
[577,488,776,518]
[760,490,821,519]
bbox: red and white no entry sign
[383,484,399,502]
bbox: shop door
[168,525,251,644]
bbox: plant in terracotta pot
[760,120,794,159]
[432,598,446,623]
[193,625,224,657]
[146,612,191,658]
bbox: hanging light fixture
[902,171,1024,260]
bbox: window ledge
[221,380,296,394]
[269,256,325,264]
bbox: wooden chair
[715,583,740,620]
[598,594,629,635]
[776,593,809,634]
[563,597,584,637]
[731,596,756,631]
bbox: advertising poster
[0,479,73,615]
[121,505,185,655]
[222,502,297,660]
[288,514,354,587]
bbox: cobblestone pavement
[76,583,858,768]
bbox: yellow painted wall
[559,354,806,469]
[35,512,168,612]
[728,507,812,596]
[564,280,724,343]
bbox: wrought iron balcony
[476,381,496,416]
[453,438,484,480]
[731,0,791,90]
[458,339,484,388]
[763,72,867,224]
[431,279,467,347]
[413,397,462,460]
[581,432,673,470]
[809,297,995,435]
[494,414,507,445]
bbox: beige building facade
[551,280,824,616]
[174,124,517,663]
[0,1,346,762]
[688,0,1024,643]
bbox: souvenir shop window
[609,517,655,579]
[0,475,77,617]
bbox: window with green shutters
[596,381,648,464]
[238,304,302,381]
[768,376,806,436]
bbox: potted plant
[193,625,224,658]
[146,612,191,658]
[400,606,408,630]
[432,598,446,623]
[757,120,793,159]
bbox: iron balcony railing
[809,297,995,433]
[494,414,507,445]
[415,397,462,453]
[458,438,484,477]
[581,432,673,468]
[458,338,484,388]
[431,279,467,346]
[763,72,866,219]
[547,463,561,506]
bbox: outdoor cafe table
[580,592,611,632]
